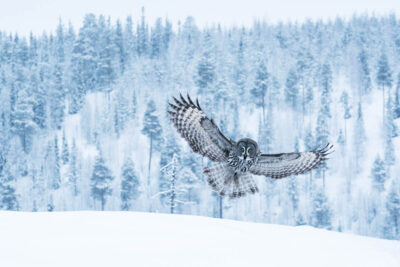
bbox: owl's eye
[241,147,245,152]
[248,148,252,153]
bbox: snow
[0,211,399,267]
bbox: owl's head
[236,138,259,161]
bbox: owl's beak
[243,153,247,160]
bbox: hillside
[0,211,399,267]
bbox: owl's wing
[249,144,333,179]
[168,94,234,162]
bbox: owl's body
[168,94,333,198]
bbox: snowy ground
[0,211,399,267]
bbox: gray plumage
[168,94,333,198]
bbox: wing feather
[249,144,333,179]
[168,94,234,162]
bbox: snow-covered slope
[0,212,399,267]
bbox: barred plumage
[168,94,333,199]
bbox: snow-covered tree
[90,152,114,210]
[311,188,332,229]
[370,155,387,193]
[120,158,140,211]
[383,179,400,239]
[142,100,163,203]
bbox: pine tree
[114,19,125,73]
[142,100,163,208]
[0,172,19,211]
[50,63,66,129]
[376,53,392,121]
[150,18,163,59]
[370,155,387,192]
[136,7,149,56]
[285,68,299,110]
[31,71,46,129]
[120,158,140,211]
[251,58,269,123]
[196,31,216,102]
[311,188,332,229]
[90,152,114,210]
[383,180,400,239]
[69,13,98,114]
[358,49,372,95]
[96,16,116,91]
[11,84,36,153]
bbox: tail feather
[204,163,259,198]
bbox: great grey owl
[168,94,333,198]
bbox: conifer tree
[11,84,36,153]
[358,49,372,95]
[90,152,114,210]
[370,155,387,192]
[285,68,299,110]
[311,188,332,229]
[251,58,269,123]
[141,100,162,208]
[376,53,392,121]
[384,179,400,239]
[120,158,140,211]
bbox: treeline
[0,10,399,240]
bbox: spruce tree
[358,49,372,95]
[376,53,392,121]
[251,58,269,123]
[11,85,36,153]
[311,189,332,229]
[142,100,163,208]
[196,31,216,103]
[120,158,140,211]
[384,180,400,239]
[370,155,387,192]
[90,152,114,210]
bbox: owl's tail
[203,163,259,198]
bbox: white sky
[0,0,399,36]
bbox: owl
[168,94,333,198]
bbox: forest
[0,9,399,240]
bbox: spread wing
[168,94,234,162]
[249,144,333,179]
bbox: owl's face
[236,139,258,161]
